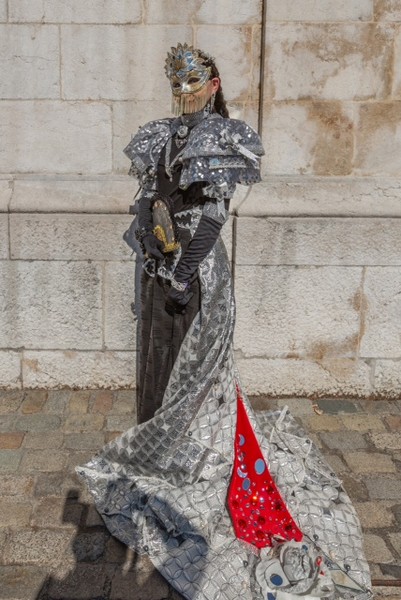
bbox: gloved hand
[165,285,193,316]
[142,233,164,260]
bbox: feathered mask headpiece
[165,43,212,94]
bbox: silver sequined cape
[123,114,264,197]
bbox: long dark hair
[198,51,230,118]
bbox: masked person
[77,44,372,600]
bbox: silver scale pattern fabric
[123,114,263,196]
[77,208,372,600]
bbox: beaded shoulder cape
[123,114,264,192]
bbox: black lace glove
[135,192,165,259]
[138,192,154,231]
[165,285,194,316]
[173,213,224,284]
[142,232,164,260]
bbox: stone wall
[0,0,400,397]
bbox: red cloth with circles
[227,391,303,549]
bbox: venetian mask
[165,43,213,115]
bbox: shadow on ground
[34,489,179,600]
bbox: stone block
[63,432,104,449]
[0,398,22,422]
[374,361,401,398]
[10,213,133,260]
[355,501,395,528]
[72,531,107,561]
[104,262,137,350]
[47,564,112,598]
[61,25,192,100]
[23,432,63,450]
[63,414,104,433]
[0,352,21,389]
[146,0,261,24]
[0,102,111,174]
[325,454,348,473]
[0,214,8,258]
[0,566,48,599]
[384,415,401,430]
[364,399,400,414]
[320,431,368,451]
[276,398,314,416]
[0,1,5,21]
[106,414,136,432]
[366,476,401,499]
[86,505,104,527]
[31,496,83,529]
[380,563,401,579]
[234,265,362,358]
[317,399,361,413]
[14,413,61,432]
[0,415,16,433]
[338,473,369,502]
[361,269,401,358]
[20,450,67,472]
[11,177,134,214]
[0,432,25,449]
[264,24,393,101]
[0,475,34,496]
[23,350,135,389]
[0,25,59,99]
[301,414,343,431]
[235,356,371,397]
[0,391,23,414]
[196,26,258,102]
[369,432,401,451]
[0,261,102,350]
[340,414,386,431]
[236,177,401,218]
[266,0,373,21]
[68,391,90,414]
[0,450,22,473]
[0,498,32,527]
[9,0,142,23]
[344,452,396,473]
[363,534,394,563]
[3,529,73,566]
[33,471,84,498]
[388,533,401,557]
[21,390,48,414]
[91,390,114,414]
[375,0,401,21]
[45,390,72,414]
[110,389,136,414]
[0,179,12,211]
[67,449,96,469]
[110,567,169,599]
[262,102,355,176]
[354,102,401,176]
[105,536,128,562]
[237,217,401,266]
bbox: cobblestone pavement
[0,390,400,600]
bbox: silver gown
[77,113,372,600]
